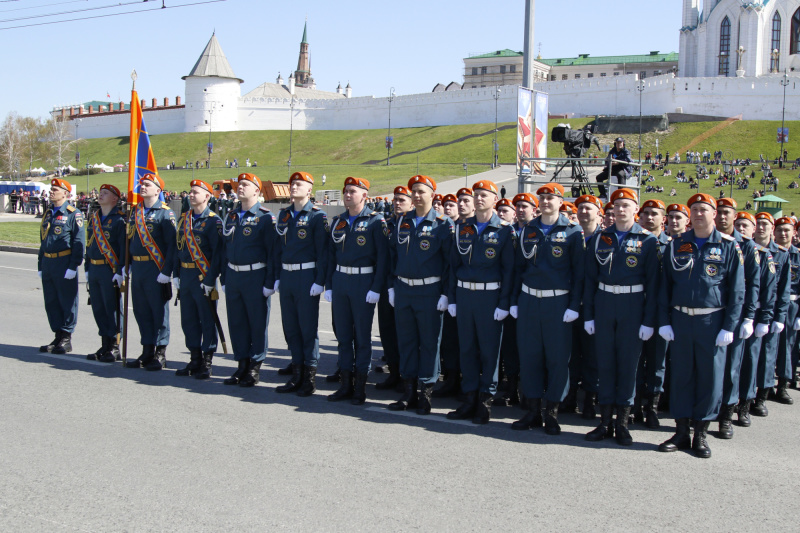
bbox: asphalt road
[1,250,798,532]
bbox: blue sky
[0,0,679,120]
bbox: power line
[0,1,145,24]
[0,1,88,15]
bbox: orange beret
[442,194,457,205]
[237,173,262,190]
[604,202,614,213]
[393,185,411,198]
[472,180,499,195]
[433,194,443,203]
[51,178,72,191]
[640,199,665,211]
[574,194,602,210]
[755,211,775,225]
[667,203,689,217]
[190,180,212,194]
[99,183,120,197]
[141,173,165,190]
[457,187,473,198]
[496,198,513,210]
[687,193,717,209]
[408,175,436,191]
[512,192,538,207]
[610,188,638,204]
[735,211,756,225]
[344,176,370,190]
[775,216,794,227]
[559,201,577,214]
[537,182,564,197]
[717,197,737,210]
[289,171,314,185]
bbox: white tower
[679,0,700,77]
[182,33,243,133]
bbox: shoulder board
[436,215,445,221]
[777,244,788,252]
[208,211,217,217]
[259,206,271,213]
[742,235,751,241]
[66,205,76,213]
[641,228,651,235]
[720,233,735,242]
[369,211,378,216]
[311,206,320,211]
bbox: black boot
[416,382,434,415]
[582,391,597,420]
[40,331,61,353]
[692,420,712,458]
[277,362,293,375]
[328,370,354,402]
[473,393,493,424]
[630,393,644,424]
[194,351,213,380]
[127,344,155,368]
[175,348,202,376]
[375,363,401,390]
[511,398,543,430]
[774,378,794,405]
[645,393,661,429]
[388,378,418,410]
[735,399,752,427]
[494,375,520,406]
[446,391,477,420]
[88,337,106,360]
[297,366,317,397]
[586,404,614,441]
[239,359,261,387]
[145,345,166,371]
[615,405,633,446]
[51,331,72,355]
[326,368,341,383]
[560,387,578,414]
[718,403,736,439]
[98,337,117,363]
[276,364,304,393]
[658,418,692,452]
[224,359,249,385]
[751,388,769,416]
[432,371,460,398]
[351,372,369,405]
[544,401,561,435]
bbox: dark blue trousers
[740,334,764,401]
[42,256,79,333]
[332,271,376,374]
[573,305,599,393]
[279,269,320,367]
[131,261,170,346]
[595,292,644,406]
[225,267,270,362]
[179,270,218,353]
[757,329,781,389]
[394,283,442,385]
[88,263,118,337]
[456,287,502,395]
[721,320,747,405]
[377,286,399,368]
[440,313,460,373]
[500,316,519,377]
[777,302,798,381]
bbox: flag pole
[121,70,137,367]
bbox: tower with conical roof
[182,32,243,133]
[294,21,313,88]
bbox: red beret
[190,180,212,194]
[472,180,499,195]
[99,184,120,197]
[537,182,564,197]
[604,202,614,213]
[610,188,638,204]
[775,216,794,227]
[442,194,458,205]
[237,173,262,190]
[574,194,602,210]
[343,177,370,190]
[717,197,737,210]
[559,201,577,214]
[736,211,756,225]
[640,198,666,211]
[687,193,717,209]
[496,198,513,210]
[755,211,775,225]
[433,194,443,203]
[457,187,473,198]
[408,175,436,191]
[667,203,689,217]
[512,192,538,207]
[141,173,165,190]
[51,178,71,191]
[289,171,314,185]
[393,185,411,198]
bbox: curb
[0,245,38,255]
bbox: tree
[0,112,22,177]
[45,116,78,171]
[19,116,46,175]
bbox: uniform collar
[533,213,570,229]
[241,202,261,216]
[191,206,211,219]
[405,208,437,223]
[341,204,372,220]
[290,200,314,214]
[602,221,646,236]
[465,212,502,229]
[684,228,723,244]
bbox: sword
[206,288,228,354]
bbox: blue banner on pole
[778,128,789,143]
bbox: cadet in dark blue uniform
[510,183,585,435]
[124,173,177,371]
[658,193,744,459]
[38,178,85,354]
[84,184,125,362]
[494,197,521,407]
[771,217,797,406]
[388,175,454,414]
[325,177,389,405]
[173,180,223,380]
[584,189,658,446]
[446,181,515,424]
[273,172,329,396]
[219,173,279,387]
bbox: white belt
[599,283,644,294]
[282,262,316,271]
[522,284,569,298]
[792,295,799,301]
[398,276,441,286]
[674,306,723,316]
[228,262,266,272]
[336,265,374,275]
[457,280,501,291]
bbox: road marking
[0,265,37,272]
[365,406,480,427]
[42,353,108,367]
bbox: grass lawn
[0,222,41,247]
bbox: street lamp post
[636,79,644,164]
[493,87,501,168]
[207,102,216,170]
[780,70,790,169]
[387,87,395,166]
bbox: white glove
[275,280,280,293]
[156,273,170,284]
[659,325,675,342]
[510,306,518,319]
[447,304,457,317]
[324,290,332,302]
[202,284,213,296]
[436,295,448,312]
[638,325,654,341]
[310,283,324,297]
[173,278,180,290]
[112,273,123,287]
[584,320,596,335]
[38,271,42,279]
[84,271,89,283]
[771,321,785,334]
[263,286,275,298]
[739,319,754,340]
[366,290,380,304]
[388,288,395,307]
[715,329,734,347]
[755,323,769,338]
[220,285,225,294]
[494,308,509,321]
[794,317,800,331]
[64,269,77,280]
[562,309,579,323]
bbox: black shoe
[717,403,735,439]
[126,345,155,368]
[351,372,368,405]
[473,393,493,424]
[51,331,72,355]
[446,391,477,420]
[145,345,166,371]
[645,393,661,429]
[751,388,769,416]
[586,404,614,441]
[544,401,561,435]
[615,405,633,446]
[40,332,61,353]
[658,418,692,452]
[774,378,794,405]
[97,336,117,363]
[328,370,354,402]
[297,366,317,397]
[176,348,202,376]
[511,398,544,430]
[224,359,249,385]
[581,392,597,420]
[432,371,460,398]
[276,364,304,393]
[735,399,752,427]
[326,368,341,383]
[375,364,401,391]
[239,360,261,387]
[630,393,644,424]
[88,337,105,360]
[277,362,293,375]
[388,378,418,410]
[416,383,434,415]
[560,388,578,414]
[493,375,520,406]
[692,420,712,458]
[194,351,213,380]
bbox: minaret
[294,21,311,87]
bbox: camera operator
[596,137,632,199]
